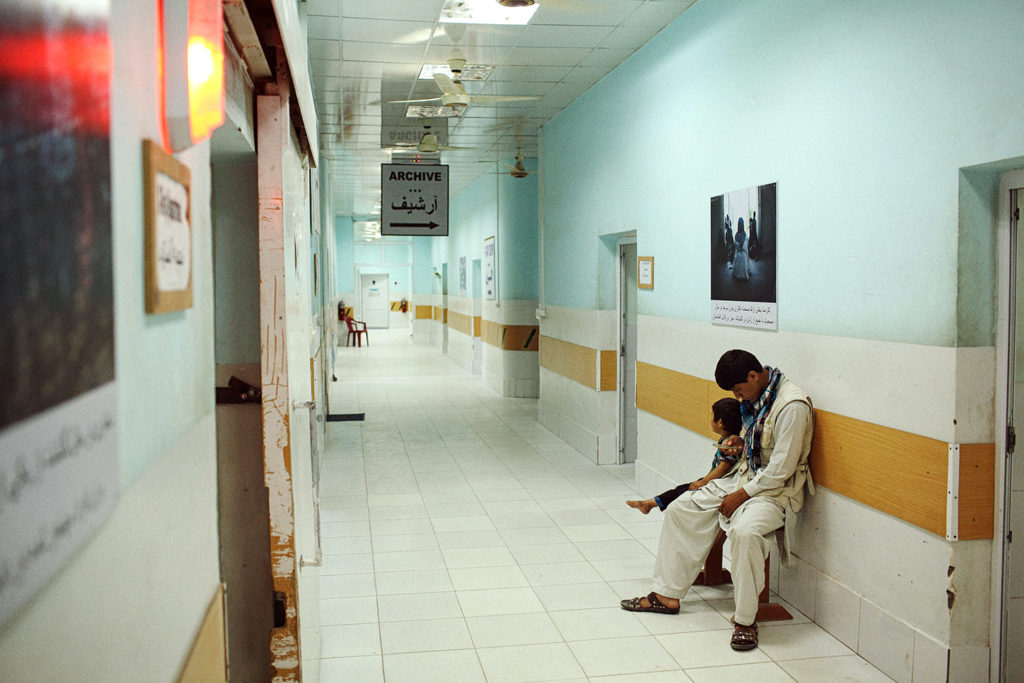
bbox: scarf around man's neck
[740,366,784,472]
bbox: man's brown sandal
[729,619,759,650]
[619,592,680,614]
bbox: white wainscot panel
[447,327,474,374]
[635,411,714,496]
[638,316,962,442]
[794,488,953,643]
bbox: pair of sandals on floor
[620,592,758,651]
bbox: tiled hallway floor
[312,332,891,682]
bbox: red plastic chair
[344,315,368,347]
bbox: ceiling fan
[502,148,537,178]
[389,121,474,154]
[389,57,540,110]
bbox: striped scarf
[740,366,783,473]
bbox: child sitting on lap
[627,397,742,514]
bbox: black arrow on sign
[390,221,440,230]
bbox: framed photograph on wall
[710,182,777,330]
[143,139,193,314]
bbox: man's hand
[718,435,743,459]
[688,479,707,491]
[718,488,750,518]
[627,499,657,515]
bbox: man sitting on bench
[620,349,814,652]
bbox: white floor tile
[320,573,375,599]
[320,552,373,575]
[568,636,680,678]
[376,591,464,622]
[319,655,384,683]
[657,630,771,669]
[533,581,623,612]
[370,532,439,553]
[382,649,486,683]
[449,565,530,590]
[757,622,854,661]
[441,546,517,569]
[685,661,795,682]
[374,568,452,595]
[380,617,474,654]
[373,549,446,572]
[320,596,378,626]
[476,642,586,682]
[457,587,545,617]
[508,542,586,565]
[521,561,604,586]
[465,613,564,648]
[779,654,894,682]
[320,623,382,658]
[549,607,649,641]
[310,341,890,683]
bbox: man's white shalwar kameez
[651,382,813,627]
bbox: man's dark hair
[711,397,742,435]
[715,349,763,390]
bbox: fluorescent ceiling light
[440,0,538,26]
[419,64,493,81]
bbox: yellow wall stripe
[481,320,539,351]
[600,350,618,392]
[448,310,474,336]
[473,316,481,338]
[539,335,597,388]
[415,304,432,320]
[635,361,994,540]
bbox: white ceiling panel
[340,18,437,45]
[626,0,699,26]
[313,0,695,217]
[489,65,572,82]
[600,23,661,50]
[343,42,427,63]
[517,24,614,48]
[578,47,636,67]
[504,46,592,66]
[341,0,441,22]
[532,1,644,27]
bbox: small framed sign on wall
[638,256,654,289]
[142,139,193,313]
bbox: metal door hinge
[1008,425,1016,453]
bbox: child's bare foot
[626,499,657,514]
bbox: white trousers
[651,482,784,626]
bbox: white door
[619,241,638,464]
[1000,170,1024,680]
[360,273,389,328]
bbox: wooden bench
[692,529,793,622]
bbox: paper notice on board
[155,172,191,292]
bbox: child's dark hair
[712,397,742,435]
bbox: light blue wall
[413,237,435,295]
[334,215,354,294]
[436,161,539,301]
[541,0,1024,347]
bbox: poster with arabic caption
[0,1,118,627]
[710,182,778,330]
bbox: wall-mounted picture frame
[638,256,654,289]
[143,139,193,314]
